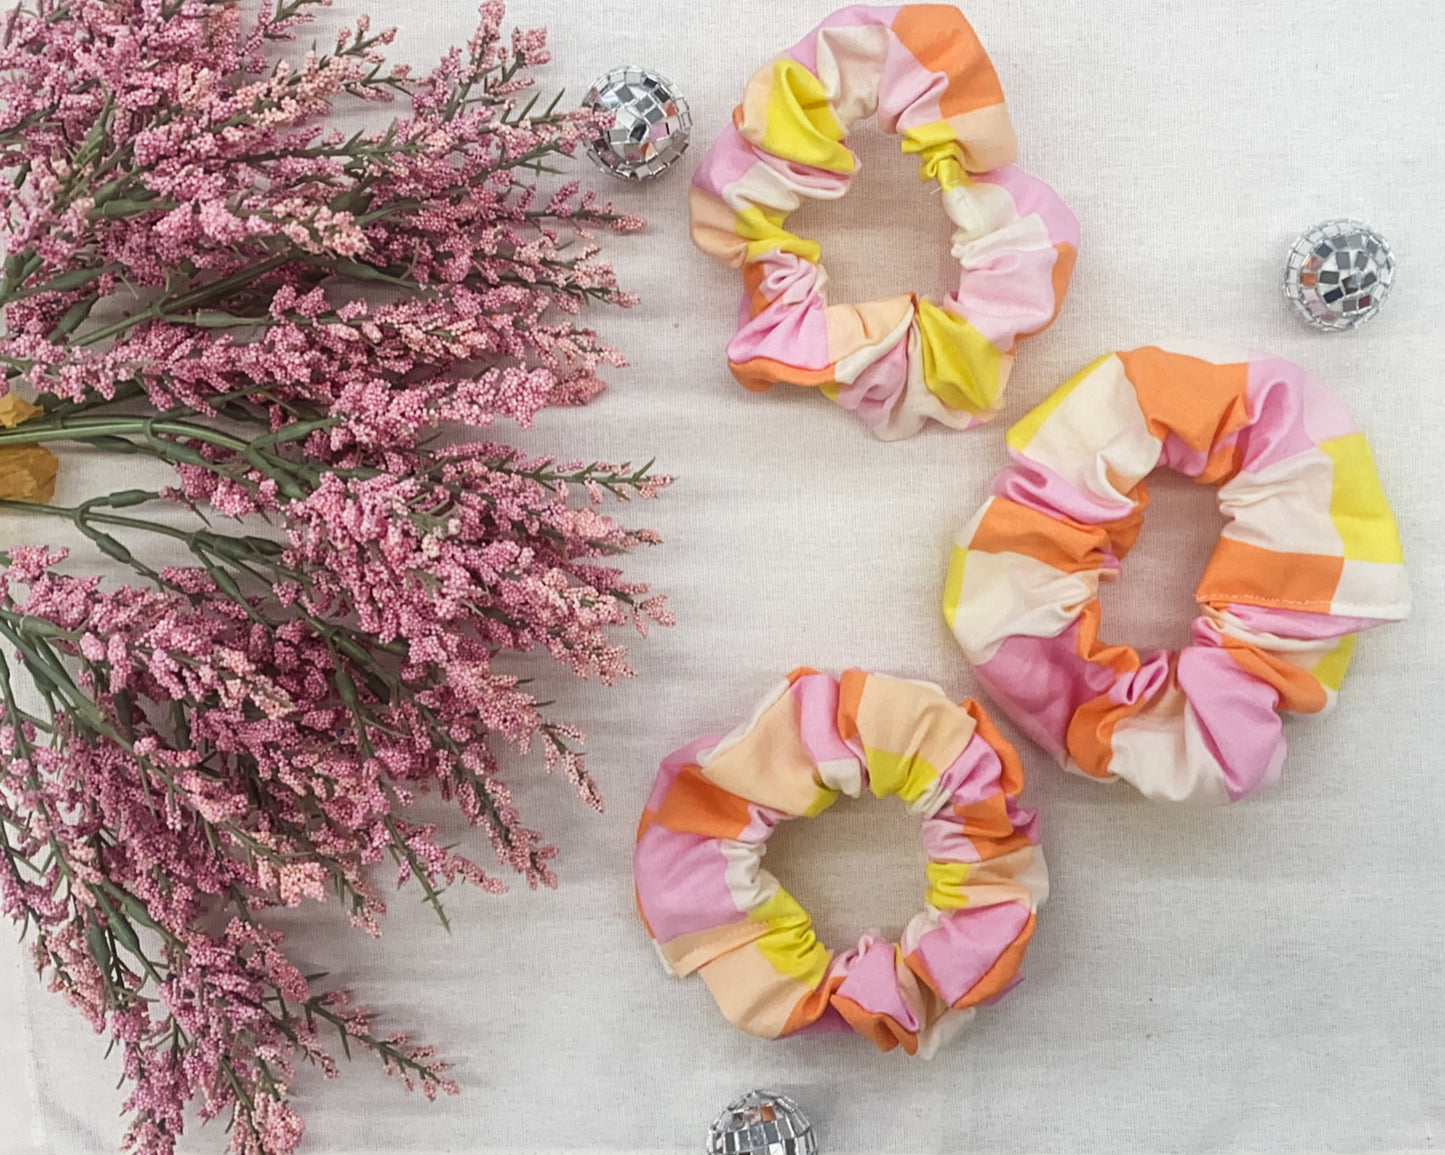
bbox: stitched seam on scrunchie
[667,918,775,979]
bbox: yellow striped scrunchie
[945,343,1410,803]
[689,4,1078,439]
[635,668,1046,1057]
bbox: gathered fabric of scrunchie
[634,668,1046,1058]
[689,4,1079,440]
[944,343,1411,804]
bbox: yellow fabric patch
[735,206,821,264]
[1006,354,1112,453]
[902,119,966,189]
[750,59,855,174]
[1313,633,1357,693]
[800,788,840,819]
[864,746,940,805]
[916,299,1003,414]
[942,544,967,629]
[925,861,973,911]
[750,886,830,985]
[1320,434,1405,564]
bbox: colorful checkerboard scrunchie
[945,342,1411,804]
[689,4,1079,440]
[634,669,1046,1058]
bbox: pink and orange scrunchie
[689,4,1079,439]
[946,343,1411,804]
[634,669,1046,1057]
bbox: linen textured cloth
[4,1,1444,1153]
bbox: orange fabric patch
[1063,603,1151,778]
[890,5,1005,119]
[836,669,868,741]
[1195,440,1245,487]
[654,764,754,839]
[1066,687,1154,778]
[742,261,771,319]
[952,795,1034,859]
[831,994,920,1055]
[961,699,1023,798]
[779,972,844,1038]
[728,356,835,393]
[1075,600,1143,679]
[1117,346,1252,453]
[969,497,1122,574]
[951,910,1035,1008]
[1220,637,1329,715]
[1108,482,1150,559]
[1197,538,1344,613]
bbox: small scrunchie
[689,3,1079,440]
[634,668,1046,1057]
[944,342,1411,804]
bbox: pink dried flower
[0,3,667,1154]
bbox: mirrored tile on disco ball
[582,66,691,181]
[707,1090,818,1155]
[1284,219,1395,331]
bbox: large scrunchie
[689,4,1079,441]
[944,342,1411,804]
[634,668,1047,1057]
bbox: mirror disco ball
[707,1090,818,1155]
[1283,219,1395,332]
[581,66,691,181]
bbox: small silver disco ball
[707,1090,818,1155]
[1283,219,1395,332]
[581,66,691,181]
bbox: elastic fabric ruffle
[634,668,1046,1057]
[689,3,1080,439]
[945,342,1411,804]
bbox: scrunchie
[634,668,1046,1057]
[689,4,1079,440]
[944,343,1411,804]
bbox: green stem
[301,997,451,1084]
[70,255,292,349]
[0,415,245,452]
[0,413,331,498]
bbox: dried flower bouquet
[0,2,669,1151]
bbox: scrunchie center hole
[785,127,958,308]
[763,793,929,948]
[1097,473,1228,652]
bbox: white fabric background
[3,1,1444,1152]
